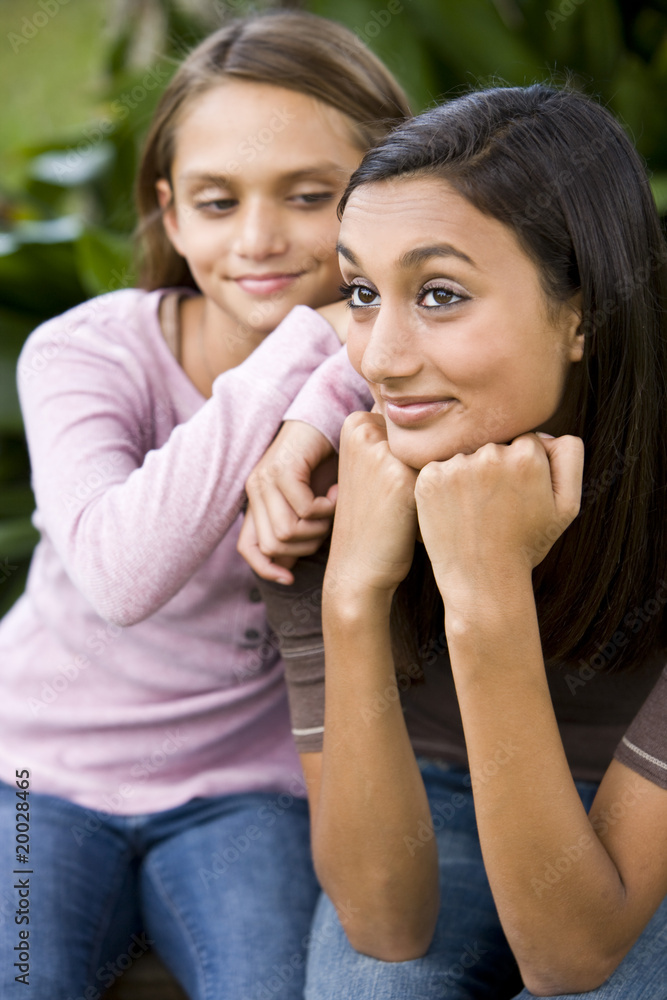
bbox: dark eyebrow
[336,241,359,265]
[399,244,476,269]
[336,241,476,270]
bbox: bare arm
[415,433,667,994]
[304,412,440,960]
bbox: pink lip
[233,272,303,295]
[382,396,456,427]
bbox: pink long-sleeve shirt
[0,289,370,814]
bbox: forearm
[315,585,439,961]
[284,344,373,450]
[445,575,630,993]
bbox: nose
[358,306,421,385]
[232,198,288,260]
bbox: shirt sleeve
[614,665,667,789]
[18,296,340,627]
[254,545,328,753]
[284,339,373,451]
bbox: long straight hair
[135,10,411,290]
[339,85,667,671]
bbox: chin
[386,427,499,470]
[385,435,448,471]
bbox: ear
[156,178,185,257]
[564,291,584,363]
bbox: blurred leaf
[29,143,116,189]
[0,437,30,483]
[409,0,546,85]
[581,0,624,79]
[609,52,667,162]
[0,238,87,315]
[75,226,133,296]
[0,517,38,559]
[650,171,667,213]
[0,485,35,518]
[0,559,31,621]
[0,359,22,434]
[0,305,37,358]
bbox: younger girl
[244,85,667,999]
[0,12,408,998]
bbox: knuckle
[477,442,502,464]
[274,523,295,544]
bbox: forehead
[171,79,362,177]
[339,175,528,273]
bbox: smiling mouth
[382,396,456,427]
[233,273,305,295]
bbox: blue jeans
[304,761,667,999]
[0,780,320,999]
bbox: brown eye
[349,285,380,307]
[421,287,464,307]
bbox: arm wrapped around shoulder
[254,543,330,752]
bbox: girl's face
[158,80,363,335]
[341,176,584,470]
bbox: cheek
[345,325,368,376]
[181,224,224,265]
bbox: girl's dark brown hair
[135,9,411,290]
[339,85,667,672]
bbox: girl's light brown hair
[135,9,411,290]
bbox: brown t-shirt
[258,553,667,788]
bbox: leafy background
[1,0,666,617]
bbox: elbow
[519,949,624,996]
[344,925,434,964]
[315,864,438,964]
[86,587,155,629]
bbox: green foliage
[0,0,665,619]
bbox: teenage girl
[241,85,667,999]
[0,12,409,998]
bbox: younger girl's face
[158,79,363,335]
[340,176,584,470]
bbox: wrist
[323,569,395,625]
[438,565,536,640]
